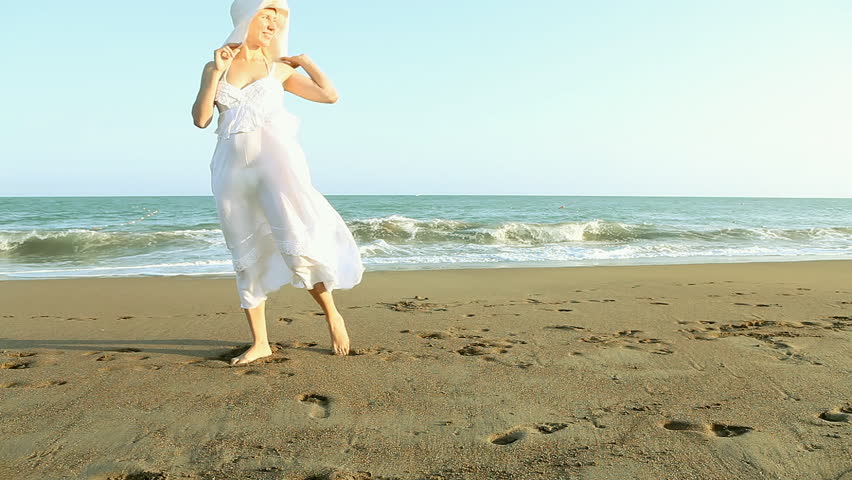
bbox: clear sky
[2,0,850,197]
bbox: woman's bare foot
[326,311,350,356]
[230,343,273,366]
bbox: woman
[191,0,365,364]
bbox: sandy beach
[1,259,850,480]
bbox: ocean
[0,195,850,279]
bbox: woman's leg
[231,300,274,366]
[307,281,350,356]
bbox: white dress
[209,57,365,309]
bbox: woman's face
[246,8,282,47]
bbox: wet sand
[1,260,850,480]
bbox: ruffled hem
[234,241,365,309]
[231,229,319,271]
[227,222,365,307]
[238,269,339,309]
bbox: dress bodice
[214,59,299,139]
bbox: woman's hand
[214,44,241,73]
[280,54,309,69]
[281,54,338,103]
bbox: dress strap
[221,63,231,84]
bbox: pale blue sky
[2,0,850,197]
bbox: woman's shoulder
[270,59,296,81]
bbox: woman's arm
[282,54,339,104]
[192,61,221,128]
[192,45,239,128]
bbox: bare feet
[326,311,350,356]
[230,343,273,366]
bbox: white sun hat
[222,0,290,59]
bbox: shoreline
[3,256,851,283]
[1,259,850,479]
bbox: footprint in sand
[379,297,448,313]
[99,470,167,479]
[1,380,68,389]
[4,351,37,358]
[677,318,832,365]
[97,363,163,372]
[523,297,566,305]
[298,393,331,419]
[663,420,753,437]
[456,338,527,357]
[546,324,586,331]
[799,319,833,328]
[417,331,453,340]
[281,341,318,349]
[456,343,499,356]
[637,297,669,305]
[827,316,852,330]
[579,330,674,355]
[489,422,570,445]
[350,346,394,356]
[819,405,851,423]
[490,428,527,445]
[1,360,33,369]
